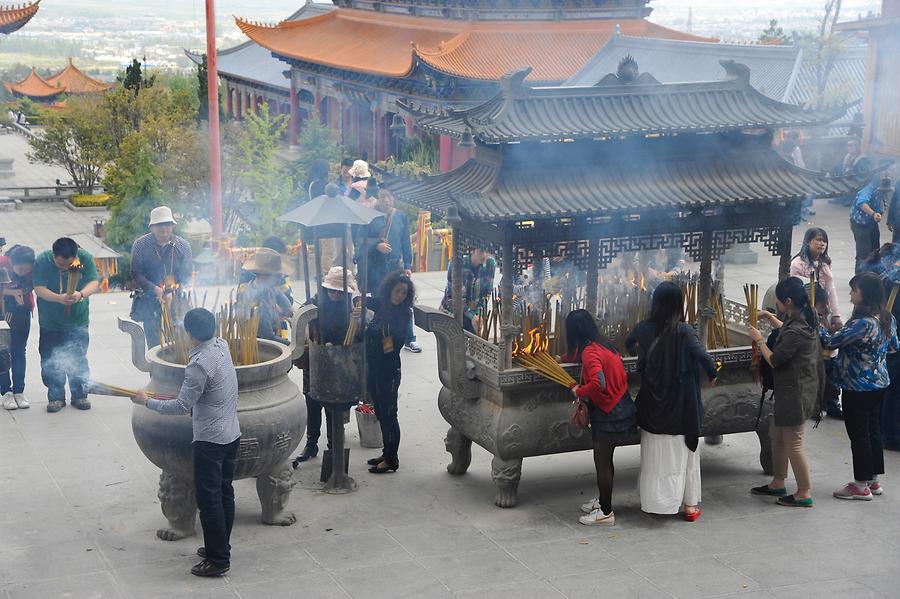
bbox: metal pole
[451,226,464,327]
[205,0,223,240]
[585,238,599,314]
[300,229,311,303]
[342,226,350,315]
[697,231,713,350]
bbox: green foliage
[196,54,209,122]
[759,19,787,44]
[232,103,291,245]
[105,149,166,251]
[289,110,343,196]
[27,96,108,196]
[399,134,439,171]
[118,58,154,94]
[795,0,850,108]
[71,193,111,207]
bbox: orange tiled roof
[46,58,113,93]
[0,1,39,34]
[2,67,61,98]
[236,9,711,82]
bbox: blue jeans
[193,438,239,567]
[406,314,416,344]
[0,317,30,395]
[369,366,401,463]
[884,353,900,447]
[38,326,89,402]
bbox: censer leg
[323,406,357,493]
[257,461,298,526]
[704,435,724,445]
[491,455,522,508]
[445,427,472,475]
[156,471,197,541]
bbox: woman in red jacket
[563,309,637,526]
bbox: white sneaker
[404,341,422,353]
[579,508,615,526]
[581,498,600,514]
[13,394,29,409]
[2,392,17,410]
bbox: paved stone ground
[0,133,71,191]
[1,199,899,599]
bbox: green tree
[196,54,209,121]
[232,103,291,244]
[118,58,154,95]
[27,96,109,195]
[796,0,849,107]
[105,149,166,251]
[288,109,343,197]
[759,19,787,44]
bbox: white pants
[639,430,702,514]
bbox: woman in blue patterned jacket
[826,272,899,501]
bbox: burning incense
[86,380,175,401]
[63,258,83,317]
[343,318,358,346]
[888,283,899,313]
[513,326,577,388]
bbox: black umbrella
[278,185,383,228]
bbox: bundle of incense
[743,283,759,371]
[343,318,358,346]
[64,258,83,317]
[86,380,175,401]
[513,327,577,388]
[888,283,899,313]
[809,275,816,307]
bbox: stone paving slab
[0,133,71,190]
[1,198,899,598]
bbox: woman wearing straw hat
[236,249,293,344]
[294,266,361,464]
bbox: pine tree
[196,54,209,121]
[759,19,787,44]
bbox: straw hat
[149,206,177,226]
[322,266,358,295]
[347,160,371,179]
[243,248,288,275]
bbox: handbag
[570,399,590,429]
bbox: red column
[289,78,299,146]
[439,134,453,173]
[350,104,360,154]
[205,0,223,240]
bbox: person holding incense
[629,281,717,521]
[294,266,361,464]
[133,308,240,577]
[364,270,415,473]
[560,309,635,526]
[791,227,843,418]
[748,277,823,508]
[439,247,496,334]
[130,206,194,350]
[236,248,293,345]
[825,272,898,500]
[0,245,35,410]
[32,237,99,413]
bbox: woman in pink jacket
[791,228,842,329]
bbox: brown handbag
[570,399,590,429]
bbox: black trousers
[369,366,401,463]
[884,354,900,447]
[850,220,880,273]
[193,438,240,566]
[304,394,332,449]
[38,326,89,402]
[842,390,885,482]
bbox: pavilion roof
[2,67,60,99]
[379,138,874,221]
[46,58,113,94]
[0,1,39,35]
[398,63,847,144]
[235,9,711,83]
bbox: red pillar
[289,78,299,146]
[350,104,360,154]
[205,0,223,240]
[439,134,453,173]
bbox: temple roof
[0,1,38,35]
[565,34,867,107]
[187,1,334,92]
[379,137,873,221]
[46,58,113,94]
[398,63,847,144]
[2,67,60,99]
[235,9,710,83]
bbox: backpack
[755,328,779,427]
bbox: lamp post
[205,0,223,241]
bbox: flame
[69,258,82,270]
[520,327,540,355]
[640,273,646,292]
[629,271,636,288]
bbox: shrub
[71,193,111,207]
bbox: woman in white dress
[628,282,718,521]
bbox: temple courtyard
[1,199,900,599]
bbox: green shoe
[751,484,787,496]
[777,494,813,508]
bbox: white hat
[322,266,358,295]
[347,160,371,179]
[149,206,177,226]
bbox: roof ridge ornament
[719,59,751,86]
[500,67,531,98]
[616,54,638,83]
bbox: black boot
[292,442,318,468]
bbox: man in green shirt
[32,237,99,412]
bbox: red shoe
[683,508,701,522]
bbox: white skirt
[638,430,702,515]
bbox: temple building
[0,1,38,35]
[225,0,710,169]
[2,59,112,102]
[836,0,900,158]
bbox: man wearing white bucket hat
[130,206,193,349]
[294,266,361,464]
